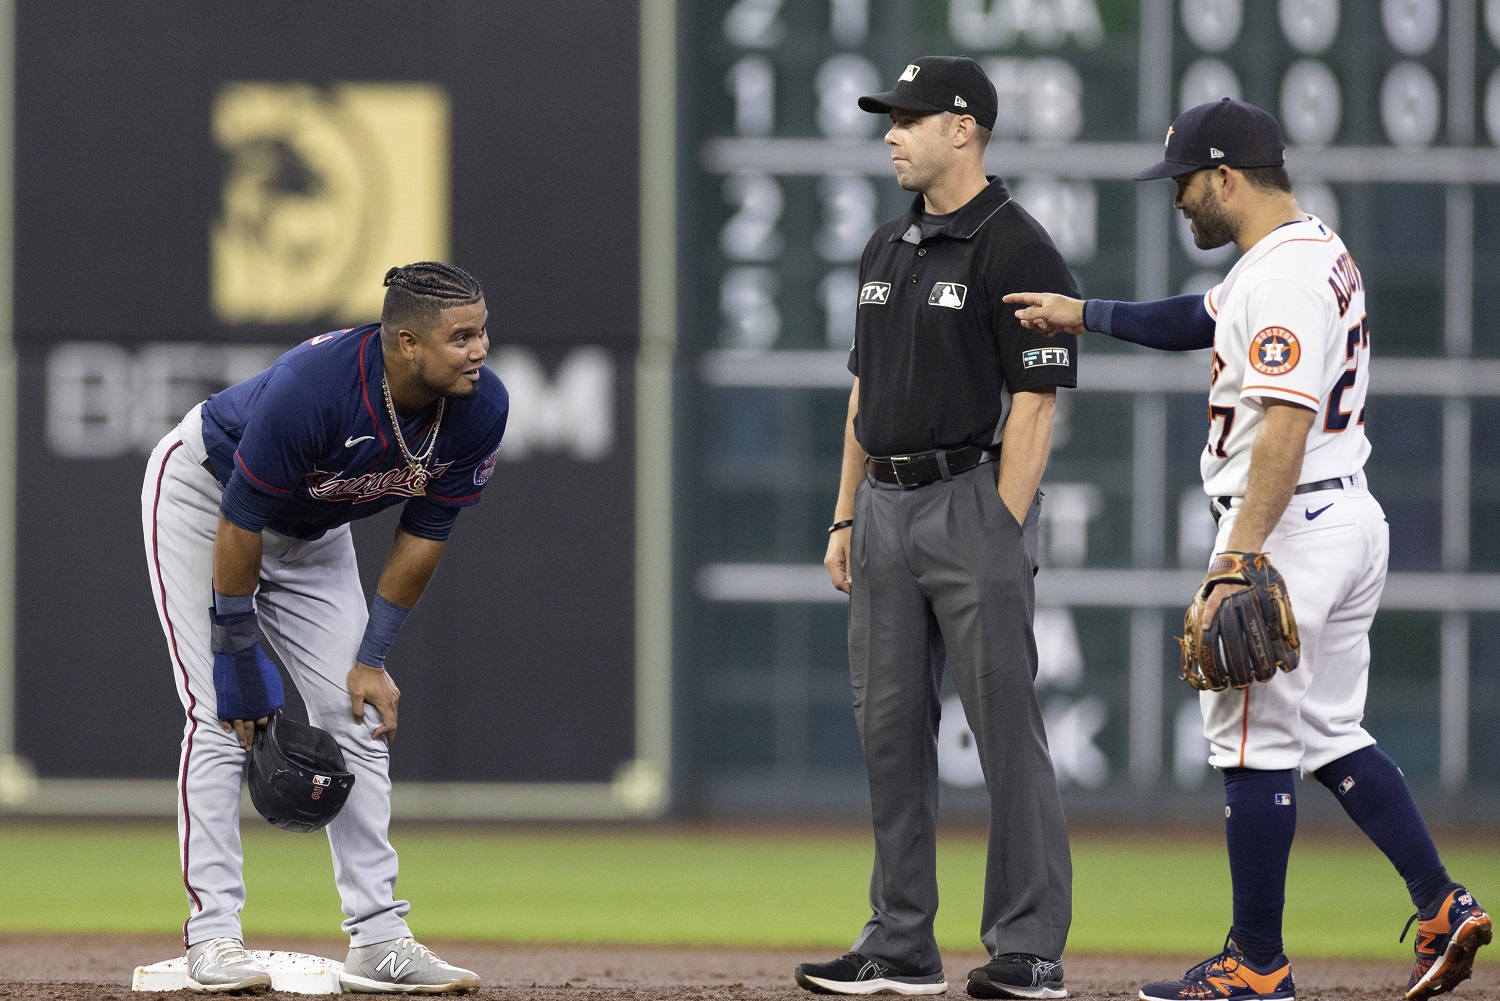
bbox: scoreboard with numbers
[679,0,1500,815]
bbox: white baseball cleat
[340,937,481,994]
[184,938,272,993]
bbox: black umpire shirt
[848,177,1080,457]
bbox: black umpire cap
[1134,97,1286,181]
[859,56,998,130]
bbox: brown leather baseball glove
[1179,551,1301,692]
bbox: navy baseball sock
[1223,767,1297,968]
[1314,745,1453,916]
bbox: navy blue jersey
[201,324,509,541]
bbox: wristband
[1082,298,1115,334]
[208,604,284,720]
[356,595,413,669]
[828,519,854,534]
[213,589,255,616]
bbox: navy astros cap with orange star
[858,56,998,131]
[1134,97,1287,181]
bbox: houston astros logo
[1250,327,1300,376]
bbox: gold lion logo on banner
[211,82,450,324]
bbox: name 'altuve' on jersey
[200,323,509,542]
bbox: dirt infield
[0,934,1495,1001]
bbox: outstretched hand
[1001,292,1088,336]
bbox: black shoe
[795,953,948,995]
[967,954,1066,999]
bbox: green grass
[1,824,1496,960]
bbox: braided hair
[380,261,485,341]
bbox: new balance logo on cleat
[1404,885,1492,1001]
[1140,938,1293,1001]
[375,953,412,980]
[340,936,481,994]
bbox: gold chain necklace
[381,375,446,474]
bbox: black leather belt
[202,457,218,479]
[1292,475,1354,495]
[1211,475,1357,524]
[866,445,996,489]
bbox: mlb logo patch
[859,282,891,305]
[1274,793,1292,806]
[928,282,967,309]
[899,64,921,83]
[1339,776,1355,794]
[1022,347,1070,368]
[313,775,331,787]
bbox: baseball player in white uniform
[1005,99,1490,1001]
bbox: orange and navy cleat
[1139,938,1294,1001]
[1403,885,1492,1001]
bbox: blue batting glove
[209,608,285,721]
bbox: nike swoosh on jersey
[1306,503,1334,520]
[345,435,375,447]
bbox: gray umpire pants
[848,462,1072,973]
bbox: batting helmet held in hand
[245,713,355,833]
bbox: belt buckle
[888,455,923,488]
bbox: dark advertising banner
[14,1,641,785]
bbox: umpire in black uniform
[793,57,1077,1001]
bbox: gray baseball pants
[847,462,1072,973]
[142,404,412,948]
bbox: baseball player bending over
[1007,99,1491,1001]
[141,262,507,994]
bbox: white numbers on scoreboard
[983,57,1083,142]
[816,174,877,263]
[829,0,870,46]
[1015,179,1096,264]
[1178,58,1241,113]
[1382,62,1442,147]
[1382,0,1441,56]
[1279,0,1339,54]
[723,0,785,48]
[1280,59,1342,146]
[720,174,784,263]
[720,268,781,351]
[820,269,860,350]
[726,56,775,137]
[948,0,1104,50]
[1181,0,1242,52]
[816,54,883,138]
